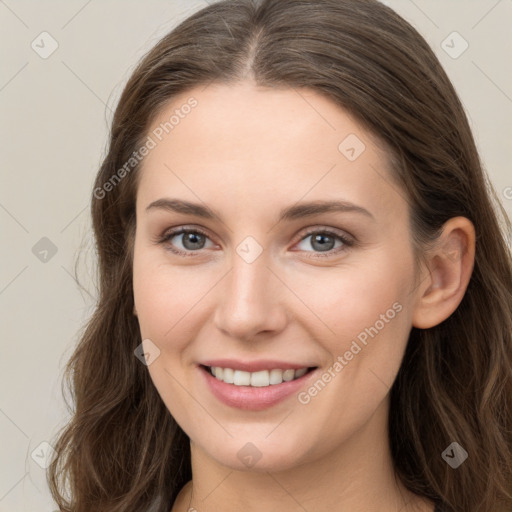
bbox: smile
[199,363,318,411]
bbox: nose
[213,247,288,342]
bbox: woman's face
[133,81,422,471]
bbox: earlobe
[412,217,476,329]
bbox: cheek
[133,243,176,340]
[133,251,204,416]
[293,249,415,394]
[294,254,411,339]
[132,247,214,351]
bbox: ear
[411,216,476,329]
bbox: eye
[154,226,354,258]
[156,227,215,257]
[293,228,354,258]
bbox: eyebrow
[145,198,375,222]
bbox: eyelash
[154,226,355,259]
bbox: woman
[47,0,512,511]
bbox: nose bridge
[230,246,269,304]
[214,238,286,339]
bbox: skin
[132,81,475,512]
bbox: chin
[194,434,315,474]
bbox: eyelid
[156,224,215,245]
[292,225,354,245]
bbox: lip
[201,359,316,372]
[199,364,318,411]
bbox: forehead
[146,81,373,163]
[136,82,405,226]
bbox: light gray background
[1,0,511,510]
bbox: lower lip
[200,366,316,411]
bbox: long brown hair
[47,1,512,510]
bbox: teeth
[282,369,295,382]
[251,370,269,387]
[294,367,308,378]
[223,367,234,384]
[269,369,283,385]
[209,366,310,386]
[233,370,251,386]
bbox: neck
[172,397,434,512]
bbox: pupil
[184,232,204,250]
[312,234,333,252]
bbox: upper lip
[200,359,318,372]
